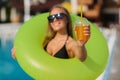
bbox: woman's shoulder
[66,36,78,49]
[66,36,73,42]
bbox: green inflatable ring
[14,13,108,80]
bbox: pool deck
[109,25,120,80]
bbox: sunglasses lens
[48,13,66,22]
[48,15,55,22]
[56,13,64,19]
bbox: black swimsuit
[54,44,69,58]
[44,37,69,59]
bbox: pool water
[0,39,33,80]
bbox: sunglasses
[48,13,67,22]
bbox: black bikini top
[54,44,69,59]
[44,37,69,59]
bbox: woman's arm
[66,38,87,62]
[78,44,87,61]
[67,23,90,61]
[70,42,87,62]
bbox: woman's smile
[52,21,61,26]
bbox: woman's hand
[11,46,16,59]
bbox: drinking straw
[80,4,83,21]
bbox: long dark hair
[43,4,73,48]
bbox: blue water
[0,39,33,80]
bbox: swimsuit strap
[65,35,69,45]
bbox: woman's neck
[54,31,68,40]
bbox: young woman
[12,4,90,62]
[43,4,90,61]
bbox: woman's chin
[53,28,60,32]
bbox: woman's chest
[46,40,66,55]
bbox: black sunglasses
[48,13,67,22]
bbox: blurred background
[0,0,120,80]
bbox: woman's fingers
[11,47,16,59]
[83,27,90,37]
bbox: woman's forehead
[50,8,66,15]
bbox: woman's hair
[43,4,73,48]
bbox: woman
[43,4,90,61]
[12,4,90,62]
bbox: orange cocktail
[74,18,90,42]
[75,25,90,42]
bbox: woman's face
[49,8,68,32]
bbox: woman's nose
[53,18,57,22]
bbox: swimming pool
[0,39,33,80]
[0,24,33,80]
